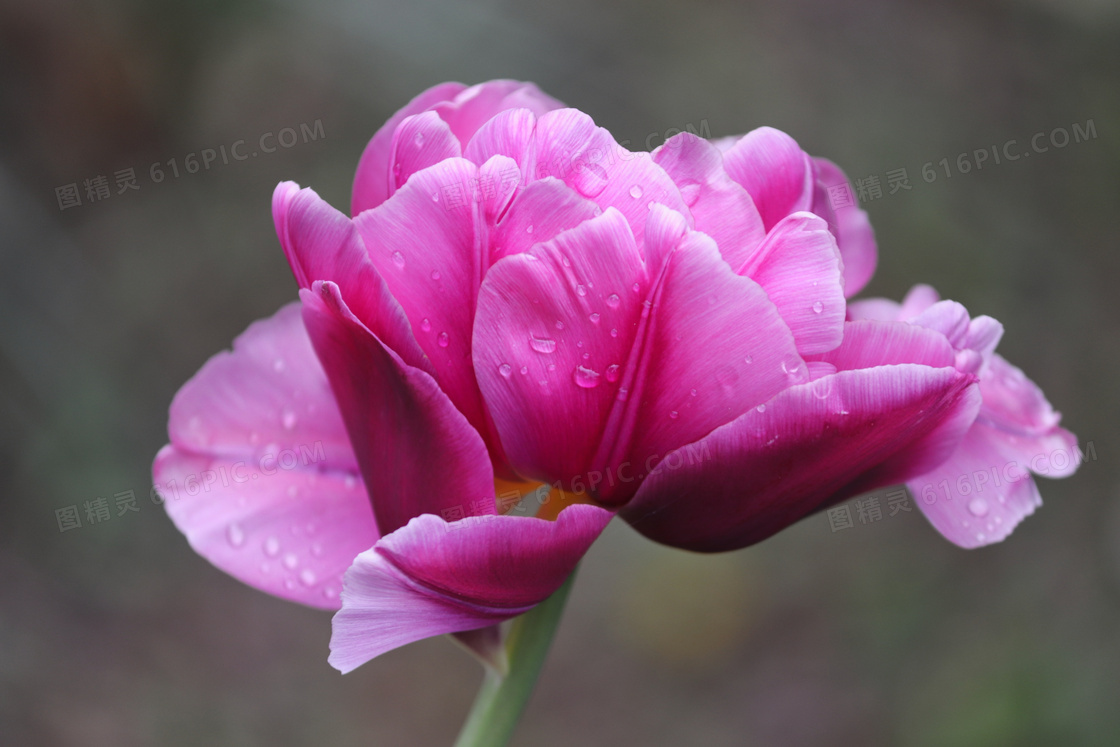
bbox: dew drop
[577,284,587,297]
[610,328,619,338]
[669,410,679,419]
[629,185,643,199]
[272,358,285,372]
[520,366,529,375]
[526,224,534,234]
[606,293,621,309]
[227,523,245,548]
[281,408,298,430]
[745,355,754,364]
[311,543,325,557]
[976,532,986,543]
[431,192,440,202]
[632,282,641,293]
[283,552,299,570]
[812,301,824,314]
[605,364,621,382]
[968,497,989,517]
[420,317,431,332]
[498,363,512,378]
[323,586,339,600]
[529,336,557,353]
[690,388,697,397]
[573,366,601,388]
[264,536,281,557]
[756,404,766,413]
[300,569,317,586]
[555,320,565,330]
[547,363,556,372]
[391,251,406,268]
[284,578,297,590]
[589,312,601,324]
[430,270,441,281]
[616,386,629,401]
[437,332,450,348]
[581,352,590,360]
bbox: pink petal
[431,79,564,147]
[301,282,496,535]
[157,302,374,609]
[816,319,957,371]
[722,126,813,231]
[474,208,648,487]
[652,132,766,270]
[532,108,692,251]
[737,212,846,356]
[488,177,602,264]
[353,158,491,437]
[811,158,878,296]
[272,182,429,372]
[899,284,941,319]
[328,505,612,673]
[351,81,468,215]
[908,424,1047,549]
[387,112,462,199]
[621,365,980,552]
[847,298,902,322]
[463,108,538,173]
[912,300,972,348]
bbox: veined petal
[387,112,462,199]
[722,126,813,231]
[621,365,980,552]
[301,282,496,536]
[158,302,374,609]
[328,505,612,673]
[811,158,877,297]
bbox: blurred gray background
[2,0,1119,744]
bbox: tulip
[153,80,1076,707]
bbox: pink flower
[153,80,1072,674]
[848,285,1081,547]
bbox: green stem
[452,569,577,747]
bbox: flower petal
[157,302,374,609]
[816,319,957,371]
[387,111,462,199]
[431,80,564,147]
[811,158,877,296]
[652,132,766,271]
[532,108,692,251]
[328,505,612,673]
[721,126,813,231]
[272,182,429,372]
[737,212,846,356]
[301,282,496,535]
[488,177,603,264]
[352,82,468,215]
[621,365,980,552]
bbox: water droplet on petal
[976,532,986,543]
[812,301,824,314]
[606,293,621,309]
[526,224,534,234]
[632,282,641,293]
[690,388,697,397]
[437,332,450,348]
[610,328,619,338]
[529,336,557,353]
[616,386,629,401]
[555,320,565,330]
[283,552,299,570]
[272,358,285,372]
[300,569,317,586]
[431,192,440,202]
[227,523,245,548]
[968,497,989,517]
[391,251,405,268]
[281,408,298,430]
[605,364,621,382]
[498,363,512,378]
[420,318,431,332]
[576,284,587,296]
[414,131,424,145]
[589,312,601,324]
[669,410,679,419]
[756,404,767,413]
[264,536,281,557]
[323,586,339,600]
[629,185,643,199]
[311,543,325,558]
[519,366,528,375]
[745,355,753,364]
[430,270,441,281]
[547,363,556,371]
[573,366,601,388]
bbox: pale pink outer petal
[328,505,613,673]
[722,126,814,231]
[387,112,462,199]
[156,302,375,609]
[430,80,564,147]
[737,212,846,356]
[463,108,538,174]
[811,158,878,297]
[651,132,767,271]
[301,282,496,536]
[272,182,429,372]
[815,319,957,371]
[621,365,981,552]
[352,82,468,215]
[847,297,902,322]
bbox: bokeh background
[2,0,1119,744]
